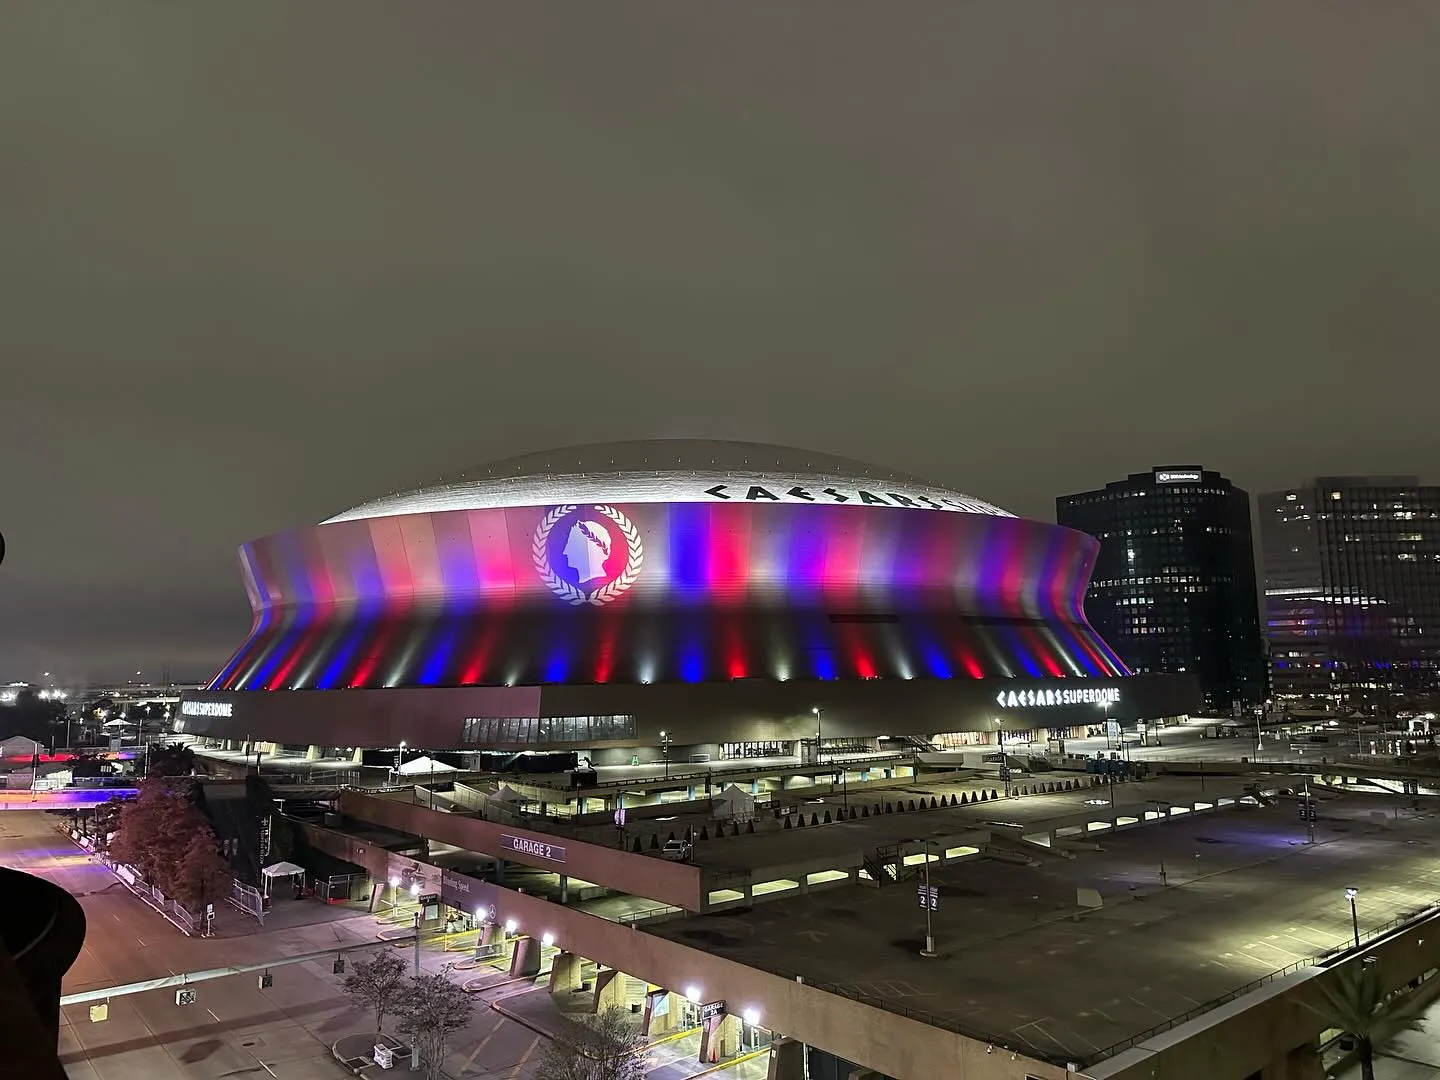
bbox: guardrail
[1075,899,1440,1067]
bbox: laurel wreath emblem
[531,504,644,606]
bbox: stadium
[175,440,1198,760]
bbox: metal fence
[314,872,368,903]
[228,878,266,925]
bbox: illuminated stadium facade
[176,441,1198,757]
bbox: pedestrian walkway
[488,985,770,1080]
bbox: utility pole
[413,910,422,974]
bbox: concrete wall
[176,671,1198,750]
[339,790,705,911]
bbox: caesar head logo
[533,504,644,606]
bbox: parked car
[659,840,692,861]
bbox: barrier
[228,878,266,925]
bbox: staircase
[861,843,904,886]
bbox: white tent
[713,783,756,822]
[492,785,524,803]
[0,735,42,757]
[261,860,306,897]
[397,755,458,776]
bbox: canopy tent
[492,785,524,803]
[396,755,459,776]
[713,783,757,821]
[261,860,306,897]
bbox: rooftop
[323,439,1009,523]
[644,791,1440,1066]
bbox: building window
[460,715,637,745]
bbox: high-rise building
[1057,466,1265,713]
[1259,476,1440,710]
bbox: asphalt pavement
[1,810,773,1080]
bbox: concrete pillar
[305,745,321,761]
[548,951,582,996]
[687,786,696,800]
[766,1038,804,1080]
[475,921,505,959]
[350,746,364,764]
[495,859,507,885]
[711,1014,742,1059]
[592,968,625,1014]
[577,796,586,815]
[645,992,679,1037]
[509,936,541,978]
[559,874,569,904]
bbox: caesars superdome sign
[700,482,1001,515]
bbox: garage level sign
[500,834,567,865]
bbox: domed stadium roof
[324,439,1010,524]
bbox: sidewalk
[488,985,770,1080]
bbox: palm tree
[1303,961,1433,1080]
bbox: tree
[535,1006,648,1080]
[0,689,65,743]
[174,831,234,912]
[146,743,197,778]
[108,777,228,908]
[340,950,409,1040]
[394,973,476,1079]
[1303,961,1432,1080]
[89,796,126,856]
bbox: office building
[1260,476,1440,710]
[1056,466,1264,713]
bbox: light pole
[920,840,937,958]
[812,707,823,768]
[660,731,671,779]
[1346,887,1360,949]
[394,739,407,782]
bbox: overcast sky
[2,4,1438,684]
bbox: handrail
[1076,899,1440,1066]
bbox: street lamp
[1345,887,1360,949]
[660,731,671,778]
[919,840,937,958]
[813,707,823,767]
[394,740,407,780]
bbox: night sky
[2,5,1438,684]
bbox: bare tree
[340,949,409,1040]
[535,1006,648,1080]
[394,973,476,1079]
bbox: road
[1,810,769,1080]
